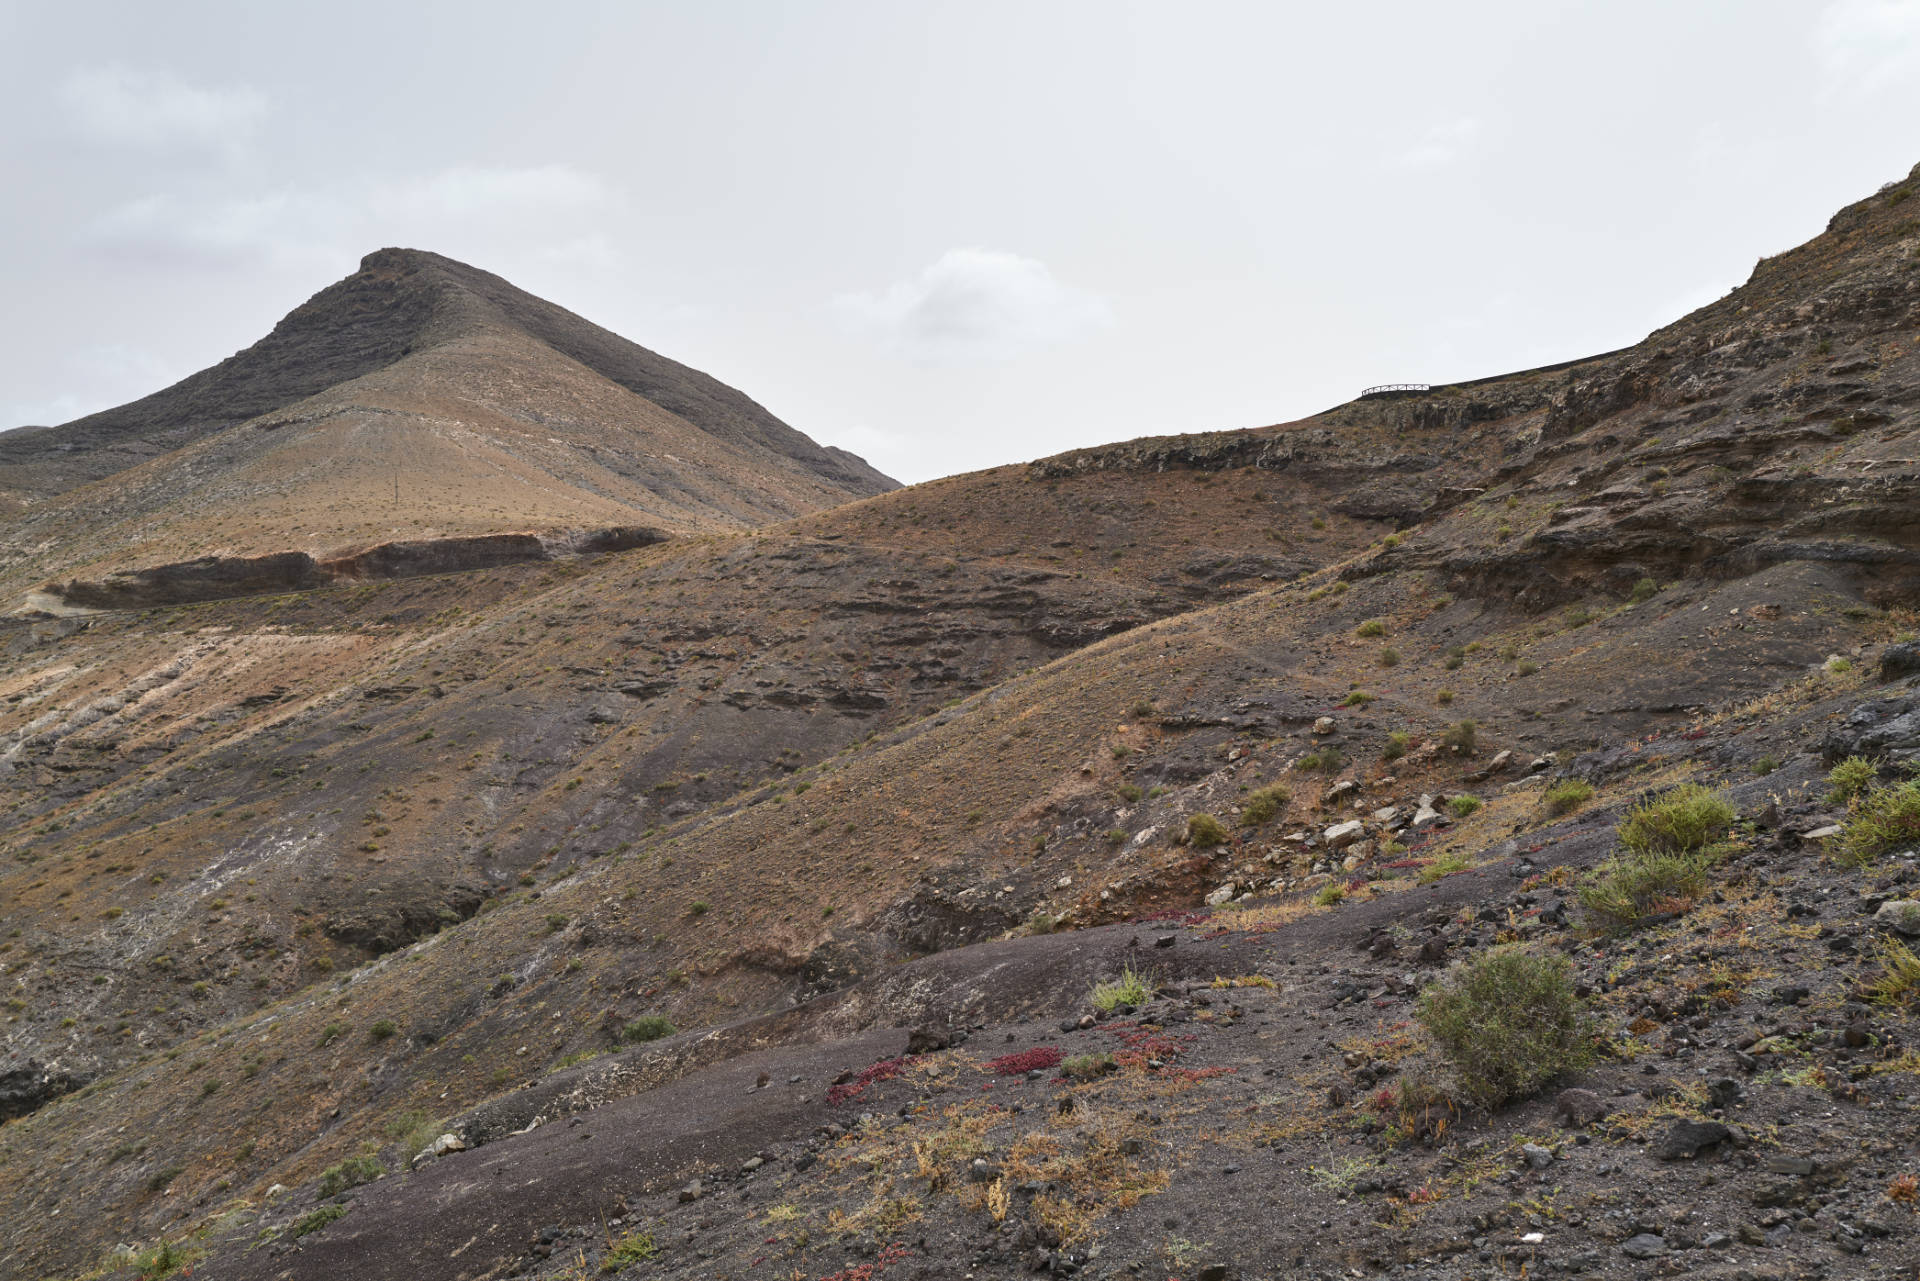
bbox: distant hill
[0,248,896,606]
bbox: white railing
[1360,383,1431,397]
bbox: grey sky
[4,1,1919,484]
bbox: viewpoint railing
[1358,383,1431,398]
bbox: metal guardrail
[1359,383,1431,397]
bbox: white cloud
[832,248,1112,363]
[1389,117,1480,173]
[60,65,266,154]
[81,166,618,272]
[1816,0,1920,93]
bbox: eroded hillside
[0,163,1918,1281]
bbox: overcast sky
[4,2,1919,484]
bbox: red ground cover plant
[826,1055,910,1105]
[983,1046,1066,1075]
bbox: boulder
[1324,820,1365,849]
[1875,900,1920,936]
[1653,1119,1732,1160]
[1205,884,1237,907]
[1312,716,1336,735]
[1883,641,1920,681]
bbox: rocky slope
[0,164,1918,1281]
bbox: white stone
[1312,716,1336,735]
[1324,820,1365,848]
[1205,884,1237,907]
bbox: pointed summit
[0,251,898,600]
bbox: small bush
[369,1019,398,1042]
[1435,689,1455,705]
[1515,659,1539,677]
[1105,828,1128,847]
[1313,883,1345,907]
[1381,731,1411,763]
[1447,795,1482,818]
[601,1231,657,1271]
[1565,606,1594,628]
[1836,780,1920,867]
[1060,1051,1117,1080]
[134,1239,200,1279]
[1186,813,1229,848]
[1341,689,1374,707]
[1240,784,1290,827]
[1089,966,1151,1013]
[1130,698,1156,718]
[1116,783,1143,803]
[1440,720,1477,752]
[1616,784,1735,856]
[317,1022,347,1048]
[1866,936,1920,1008]
[1828,756,1879,805]
[1416,948,1593,1109]
[1377,647,1401,667]
[292,1205,348,1238]
[1356,619,1386,638]
[1578,845,1728,928]
[687,900,710,917]
[317,1154,383,1198]
[1750,755,1781,777]
[1543,779,1593,816]
[622,1016,676,1044]
[1296,747,1344,773]
[1418,852,1471,885]
[1627,577,1658,604]
[1826,656,1855,675]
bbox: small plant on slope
[1416,947,1592,1109]
[1837,780,1920,867]
[1090,966,1152,1013]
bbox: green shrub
[1836,780,1920,867]
[1355,619,1386,638]
[134,1238,200,1279]
[1435,689,1455,705]
[1060,1052,1117,1080]
[1827,756,1879,805]
[1447,795,1482,818]
[1239,784,1290,827]
[1378,647,1401,667]
[1105,828,1128,847]
[601,1230,657,1271]
[1296,747,1344,773]
[1826,656,1855,675]
[1089,966,1151,1013]
[1750,755,1781,777]
[622,1016,676,1044]
[1578,843,1728,928]
[368,1019,398,1042]
[1381,731,1411,763]
[1627,577,1658,604]
[1543,779,1593,816]
[1341,689,1374,707]
[1515,659,1540,677]
[292,1204,349,1238]
[1440,720,1477,752]
[1417,852,1471,885]
[688,900,710,917]
[1565,606,1594,628]
[1130,698,1156,719]
[1313,883,1345,907]
[317,1154,383,1198]
[1616,784,1735,856]
[384,1110,442,1156]
[1416,948,1593,1109]
[1116,783,1143,803]
[316,1022,347,1048]
[1186,813,1229,848]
